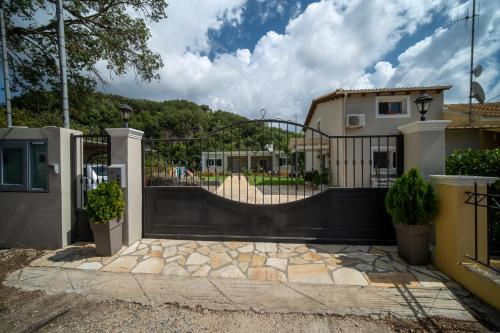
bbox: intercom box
[107,164,126,188]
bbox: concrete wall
[481,129,500,150]
[307,99,345,136]
[445,128,499,156]
[445,129,481,155]
[398,121,450,180]
[430,175,500,310]
[0,127,81,249]
[344,91,444,136]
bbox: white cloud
[147,0,246,54]
[388,0,500,103]
[101,0,500,121]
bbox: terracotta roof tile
[444,103,500,117]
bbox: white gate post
[106,128,144,245]
[398,120,451,179]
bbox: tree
[3,0,167,92]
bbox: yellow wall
[432,178,500,310]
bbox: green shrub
[87,182,125,224]
[385,168,437,225]
[304,171,313,182]
[446,148,500,177]
[312,169,329,185]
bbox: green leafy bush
[312,170,329,185]
[446,148,500,249]
[385,168,437,225]
[304,171,313,182]
[446,148,500,177]
[87,182,125,224]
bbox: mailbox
[107,164,126,188]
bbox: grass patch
[246,175,305,186]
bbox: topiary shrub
[87,182,125,224]
[385,168,437,225]
[446,148,500,177]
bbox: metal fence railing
[464,182,500,272]
[142,119,404,205]
[72,134,111,208]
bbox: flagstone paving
[29,239,454,288]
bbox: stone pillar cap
[430,175,498,186]
[106,128,144,139]
[398,120,451,135]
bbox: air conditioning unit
[346,114,366,128]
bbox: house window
[279,157,288,166]
[258,159,268,170]
[373,151,389,169]
[316,119,321,131]
[206,158,222,167]
[2,146,24,185]
[376,96,410,118]
[371,146,396,175]
[0,140,48,191]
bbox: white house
[302,86,452,187]
[201,150,291,174]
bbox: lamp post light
[414,93,433,121]
[119,104,133,128]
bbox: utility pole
[56,0,70,128]
[0,6,12,128]
[468,0,476,126]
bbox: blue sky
[3,0,500,120]
[205,0,457,78]
[99,0,499,120]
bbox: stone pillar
[398,120,451,180]
[106,128,144,246]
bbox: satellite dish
[473,64,483,77]
[471,81,485,104]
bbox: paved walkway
[205,175,316,204]
[5,266,475,321]
[5,239,490,322]
[29,239,452,288]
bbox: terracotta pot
[394,223,432,265]
[90,218,123,256]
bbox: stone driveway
[30,239,452,288]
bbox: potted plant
[87,182,125,256]
[385,168,437,265]
[304,171,313,186]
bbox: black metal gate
[71,133,111,242]
[142,119,403,244]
